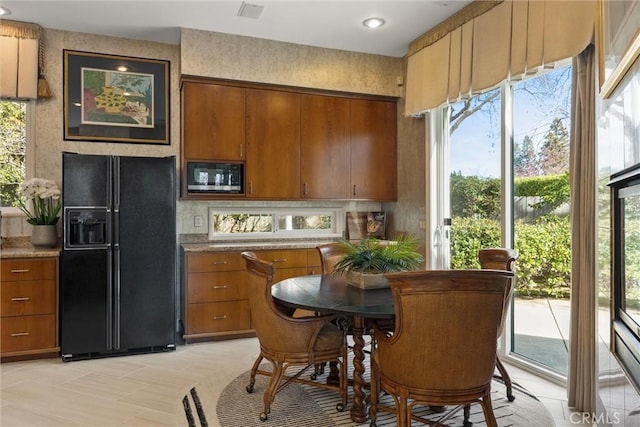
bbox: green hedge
[514,172,570,210]
[451,215,571,298]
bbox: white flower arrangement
[19,178,62,225]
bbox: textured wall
[2,26,417,240]
[180,28,403,96]
[36,29,181,182]
[1,29,181,240]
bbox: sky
[450,66,572,179]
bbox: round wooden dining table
[271,273,395,423]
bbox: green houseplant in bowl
[333,234,423,289]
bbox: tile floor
[0,338,592,426]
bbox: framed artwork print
[64,50,170,144]
[597,0,640,98]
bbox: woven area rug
[182,359,556,427]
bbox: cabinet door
[182,82,245,161]
[350,99,397,200]
[300,94,351,199]
[246,89,301,199]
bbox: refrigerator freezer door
[115,156,176,350]
[60,249,111,357]
[62,153,111,207]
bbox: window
[609,165,640,390]
[0,100,29,208]
[209,208,342,240]
[433,62,573,378]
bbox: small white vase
[31,225,58,248]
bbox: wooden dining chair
[315,242,394,348]
[479,247,518,402]
[369,269,513,427]
[317,242,348,275]
[241,251,348,421]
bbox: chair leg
[397,396,410,426]
[326,360,340,384]
[463,404,472,427]
[479,391,499,427]
[261,362,285,421]
[496,356,515,401]
[246,354,263,393]
[369,356,378,427]
[337,357,347,412]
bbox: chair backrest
[479,247,518,334]
[241,251,311,354]
[378,269,513,392]
[316,243,347,274]
[478,248,518,271]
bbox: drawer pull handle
[11,297,30,301]
[211,261,228,266]
[11,332,29,337]
[272,258,287,263]
[212,285,228,290]
[213,315,228,320]
[10,269,30,273]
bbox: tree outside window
[0,100,27,207]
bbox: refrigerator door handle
[113,156,120,214]
[113,243,121,350]
[106,248,113,350]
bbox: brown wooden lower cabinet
[183,248,320,342]
[0,257,59,361]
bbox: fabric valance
[405,0,596,116]
[0,20,41,99]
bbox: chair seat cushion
[314,323,344,351]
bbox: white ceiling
[1,0,472,58]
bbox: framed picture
[64,50,170,144]
[597,0,640,98]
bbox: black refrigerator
[60,152,176,361]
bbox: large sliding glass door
[432,64,572,377]
[511,66,572,375]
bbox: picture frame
[64,50,170,144]
[597,0,640,99]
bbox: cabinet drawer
[187,301,251,334]
[186,252,244,273]
[257,249,308,269]
[187,271,247,303]
[1,258,57,282]
[1,314,56,353]
[1,280,56,317]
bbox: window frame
[0,99,35,217]
[208,207,344,241]
[609,164,640,391]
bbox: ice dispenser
[64,208,108,248]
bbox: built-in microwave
[187,162,243,193]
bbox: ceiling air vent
[237,2,264,19]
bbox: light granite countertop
[182,238,340,252]
[1,246,60,259]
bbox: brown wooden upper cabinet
[300,94,351,199]
[182,82,245,161]
[350,98,397,200]
[180,78,397,201]
[245,88,301,199]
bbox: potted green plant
[333,234,423,289]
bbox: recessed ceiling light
[117,65,129,72]
[363,17,385,29]
[0,6,11,16]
